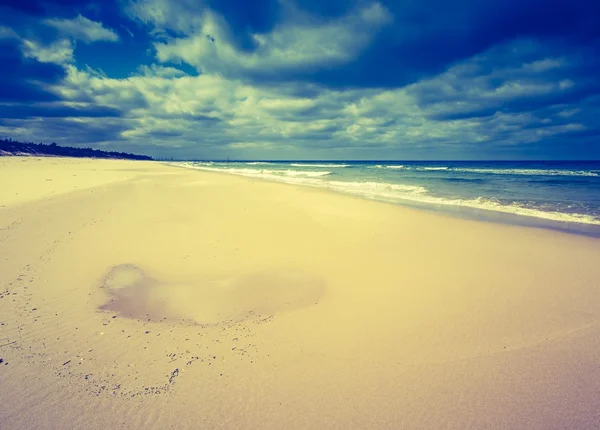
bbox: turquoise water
[173,160,600,236]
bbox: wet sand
[1,157,600,429]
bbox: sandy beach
[1,156,600,429]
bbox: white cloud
[0,25,19,39]
[153,3,392,76]
[404,40,584,122]
[45,61,461,157]
[125,0,206,34]
[36,61,521,156]
[524,58,564,73]
[44,15,119,44]
[21,39,74,64]
[136,64,187,78]
[9,32,590,159]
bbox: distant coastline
[0,138,152,161]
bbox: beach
[1,156,600,429]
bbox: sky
[0,0,599,160]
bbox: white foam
[326,180,427,195]
[282,170,332,177]
[370,165,598,177]
[324,183,600,225]
[371,165,446,171]
[372,165,405,169]
[246,162,274,165]
[315,181,599,225]
[290,163,350,168]
[452,168,598,177]
[174,164,331,178]
[421,196,600,225]
[171,162,600,226]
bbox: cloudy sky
[1,0,599,160]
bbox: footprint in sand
[99,264,325,325]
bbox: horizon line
[156,159,600,163]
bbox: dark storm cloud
[153,111,224,122]
[145,129,183,138]
[134,0,600,97]
[0,0,599,159]
[298,0,600,89]
[6,0,600,90]
[427,84,600,121]
[0,103,122,119]
[0,116,131,143]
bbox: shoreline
[168,161,600,238]
[2,157,600,429]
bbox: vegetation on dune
[0,138,152,160]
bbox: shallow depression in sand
[99,264,325,324]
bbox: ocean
[172,160,600,236]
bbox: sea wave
[326,180,427,195]
[442,177,486,183]
[323,182,600,225]
[316,180,600,225]
[175,164,331,178]
[452,168,599,177]
[172,162,600,225]
[373,165,405,169]
[418,196,600,225]
[372,165,449,171]
[281,170,332,177]
[290,163,350,168]
[369,165,598,177]
[246,162,275,165]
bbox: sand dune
[1,157,600,429]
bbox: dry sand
[1,156,600,429]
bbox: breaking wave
[172,162,600,226]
